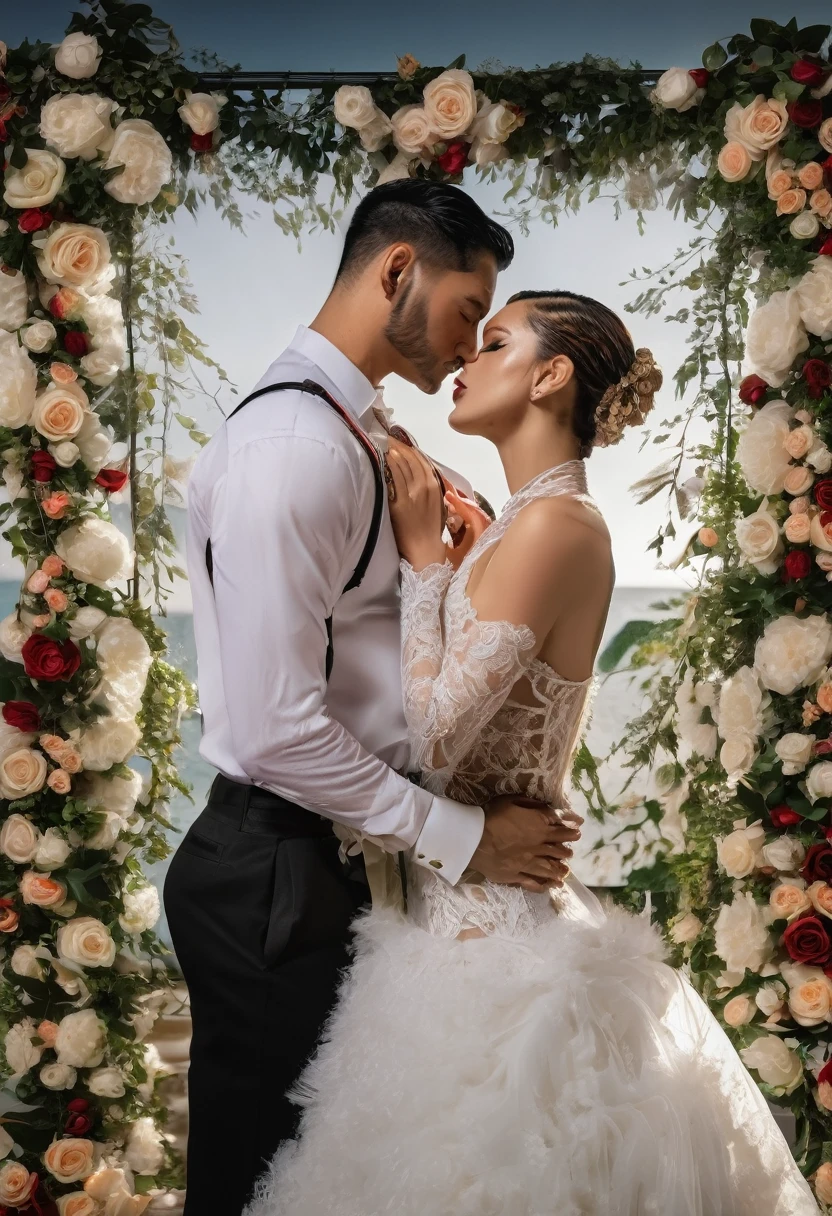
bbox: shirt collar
[287,325,378,423]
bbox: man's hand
[470,796,582,893]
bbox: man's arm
[207,431,483,884]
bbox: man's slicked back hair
[336,179,514,282]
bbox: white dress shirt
[187,325,484,885]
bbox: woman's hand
[387,438,448,570]
[444,487,492,570]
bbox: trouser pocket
[264,835,360,968]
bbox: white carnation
[78,716,141,772]
[119,884,160,935]
[754,613,832,695]
[0,332,37,429]
[125,1117,165,1175]
[4,1018,43,1075]
[87,1065,126,1098]
[0,269,29,332]
[54,1009,106,1068]
[40,1062,77,1090]
[39,93,114,160]
[714,891,773,974]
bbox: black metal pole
[196,68,667,92]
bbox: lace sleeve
[400,559,538,782]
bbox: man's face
[384,253,498,394]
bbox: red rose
[94,468,129,494]
[67,1098,89,1113]
[16,208,52,234]
[738,374,768,405]
[784,914,832,965]
[802,841,832,883]
[21,635,81,683]
[791,59,828,87]
[816,739,832,756]
[30,451,57,484]
[788,100,824,129]
[820,1060,832,1087]
[0,118,7,144]
[63,330,89,357]
[804,358,832,399]
[770,804,803,828]
[815,478,832,510]
[2,702,40,732]
[64,1111,92,1136]
[784,549,812,580]
[689,68,710,89]
[437,142,469,175]
[824,156,832,191]
[190,132,213,153]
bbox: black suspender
[205,378,385,681]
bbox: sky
[5,2,827,597]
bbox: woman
[247,290,819,1215]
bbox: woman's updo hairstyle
[507,289,662,457]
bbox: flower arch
[3,1,832,1209]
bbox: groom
[164,180,582,1216]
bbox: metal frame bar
[196,68,666,92]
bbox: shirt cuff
[410,796,484,886]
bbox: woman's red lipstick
[452,377,466,402]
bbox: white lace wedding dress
[246,461,819,1216]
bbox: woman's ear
[530,354,574,402]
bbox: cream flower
[57,917,117,969]
[0,332,36,430]
[718,665,768,738]
[21,319,57,353]
[734,507,783,574]
[791,211,821,240]
[11,944,45,980]
[740,1034,803,1095]
[761,834,806,872]
[125,1117,165,1175]
[75,411,114,474]
[56,1193,98,1216]
[36,223,111,290]
[104,120,173,206]
[376,153,413,185]
[723,994,756,1026]
[39,93,115,160]
[358,110,393,152]
[796,257,832,340]
[725,95,789,159]
[55,517,132,587]
[653,67,705,112]
[0,613,30,664]
[714,891,773,973]
[784,466,815,496]
[87,1065,126,1098]
[54,33,102,79]
[719,731,758,784]
[470,96,524,145]
[0,813,40,863]
[78,717,141,773]
[716,820,766,878]
[32,381,88,441]
[744,291,809,389]
[423,69,477,139]
[770,883,812,920]
[333,85,378,130]
[775,732,815,776]
[119,884,160,935]
[0,268,29,332]
[34,827,71,870]
[391,105,437,155]
[79,348,122,387]
[784,513,811,543]
[718,141,753,182]
[4,1018,43,1075]
[55,1009,106,1068]
[40,1062,77,1091]
[0,749,47,800]
[807,760,832,804]
[3,150,66,209]
[788,970,832,1026]
[808,880,832,919]
[178,90,227,136]
[754,613,832,695]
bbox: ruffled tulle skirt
[245,884,818,1216]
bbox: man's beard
[384,279,444,392]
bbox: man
[164,180,581,1215]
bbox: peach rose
[811,188,832,217]
[36,224,111,291]
[817,684,832,713]
[47,769,72,795]
[50,362,78,386]
[41,556,64,578]
[42,492,73,520]
[32,382,88,442]
[768,169,794,199]
[790,495,811,514]
[59,748,83,774]
[777,188,807,215]
[785,424,814,458]
[726,95,789,157]
[27,570,49,595]
[790,975,832,1025]
[44,588,68,613]
[770,882,812,920]
[723,994,755,1026]
[0,1162,37,1207]
[698,526,718,547]
[37,1019,58,1047]
[423,68,477,139]
[57,1195,99,1216]
[44,1137,96,1184]
[31,614,51,629]
[40,735,67,762]
[0,748,47,799]
[718,141,752,182]
[0,907,19,933]
[20,871,67,909]
[391,105,436,155]
[808,880,832,918]
[784,513,811,543]
[816,1161,832,1205]
[800,162,825,191]
[784,465,815,495]
[811,511,832,551]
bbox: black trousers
[163,775,369,1216]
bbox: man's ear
[531,354,574,402]
[380,243,415,302]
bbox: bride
[246,290,819,1215]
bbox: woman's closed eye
[480,340,504,353]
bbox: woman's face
[448,299,544,439]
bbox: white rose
[78,717,141,773]
[69,606,108,640]
[39,93,114,160]
[49,440,80,469]
[808,440,832,473]
[104,120,173,206]
[0,613,30,664]
[333,85,378,131]
[723,994,756,1026]
[739,1034,803,1095]
[653,67,704,113]
[0,814,41,864]
[55,1009,106,1067]
[11,944,45,980]
[725,95,789,158]
[807,761,832,804]
[40,1061,77,1090]
[54,33,102,79]
[714,891,773,974]
[761,835,806,872]
[470,97,523,145]
[669,911,702,944]
[791,211,820,240]
[717,141,753,183]
[84,768,143,818]
[775,732,815,775]
[0,748,48,799]
[56,518,132,587]
[82,295,126,351]
[84,808,126,851]
[744,292,809,389]
[4,1018,43,1075]
[716,821,766,878]
[21,320,57,353]
[719,732,758,783]
[74,412,113,474]
[36,223,111,290]
[2,150,66,209]
[87,1065,126,1098]
[119,884,160,935]
[391,105,437,155]
[717,665,767,737]
[34,827,71,871]
[736,401,795,494]
[423,68,478,139]
[755,613,832,694]
[796,256,832,340]
[125,1117,165,1175]
[177,90,227,136]
[0,269,29,332]
[756,981,787,1016]
[358,110,393,152]
[78,348,121,388]
[58,917,116,969]
[0,332,36,428]
[471,139,508,168]
[734,506,783,573]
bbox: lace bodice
[400,460,600,939]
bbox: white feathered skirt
[245,886,819,1216]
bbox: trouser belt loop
[239,781,253,830]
